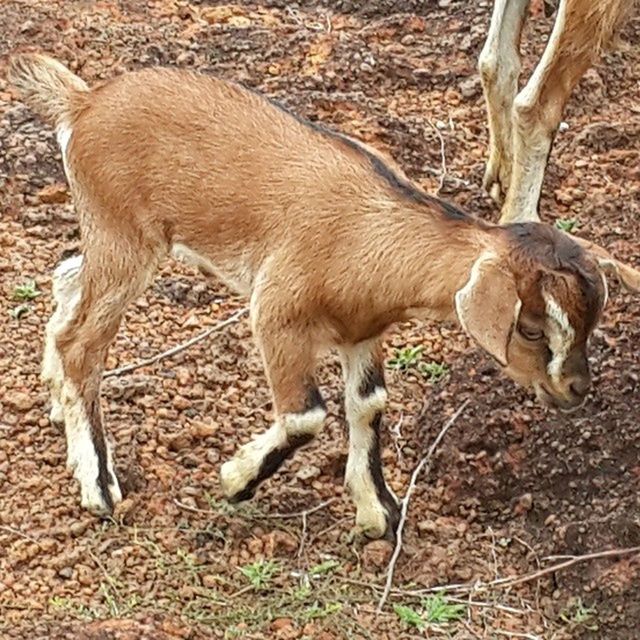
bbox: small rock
[190,421,217,439]
[513,493,533,516]
[201,574,218,589]
[271,618,295,634]
[58,567,73,579]
[362,539,393,571]
[69,521,90,537]
[168,433,192,451]
[37,183,68,204]
[264,530,298,557]
[113,497,138,524]
[296,465,321,480]
[7,392,37,412]
[459,76,482,99]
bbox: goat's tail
[8,53,89,125]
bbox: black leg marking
[358,363,385,398]
[368,412,401,540]
[88,398,116,513]
[229,433,314,503]
[304,384,326,413]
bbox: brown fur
[8,55,640,524]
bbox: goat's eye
[518,325,544,341]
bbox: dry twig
[493,545,640,590]
[391,545,640,597]
[265,498,337,520]
[0,525,40,545]
[104,307,248,378]
[427,120,448,193]
[376,399,470,613]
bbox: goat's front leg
[500,0,616,223]
[478,0,530,204]
[340,341,400,540]
[220,318,326,502]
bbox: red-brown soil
[1,2,639,639]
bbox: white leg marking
[42,255,83,423]
[220,406,326,498]
[220,423,287,498]
[56,121,73,176]
[478,0,530,202]
[501,1,573,223]
[61,380,121,513]
[341,342,395,538]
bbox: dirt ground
[1,1,639,639]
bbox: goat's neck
[383,208,496,323]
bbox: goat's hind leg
[478,0,530,204]
[220,318,326,502]
[340,341,400,540]
[500,0,625,223]
[56,243,157,514]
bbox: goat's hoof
[356,505,394,541]
[76,465,122,515]
[482,159,509,206]
[220,458,255,502]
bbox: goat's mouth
[534,383,587,414]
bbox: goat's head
[455,223,640,412]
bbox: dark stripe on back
[264,94,471,222]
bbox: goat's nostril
[569,381,589,398]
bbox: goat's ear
[455,254,522,367]
[574,237,640,293]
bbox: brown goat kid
[9,55,640,539]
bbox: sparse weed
[239,559,281,590]
[98,571,141,618]
[560,598,597,630]
[49,595,98,619]
[394,594,466,629]
[388,345,424,370]
[555,218,578,233]
[292,583,312,600]
[418,361,449,383]
[302,601,342,620]
[388,345,447,383]
[309,559,340,577]
[394,604,425,629]
[13,280,41,301]
[422,592,466,623]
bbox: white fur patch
[56,121,73,179]
[454,253,491,337]
[599,272,609,310]
[220,407,325,498]
[282,406,327,437]
[339,341,395,537]
[42,255,84,423]
[544,293,576,381]
[220,423,286,498]
[61,381,121,513]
